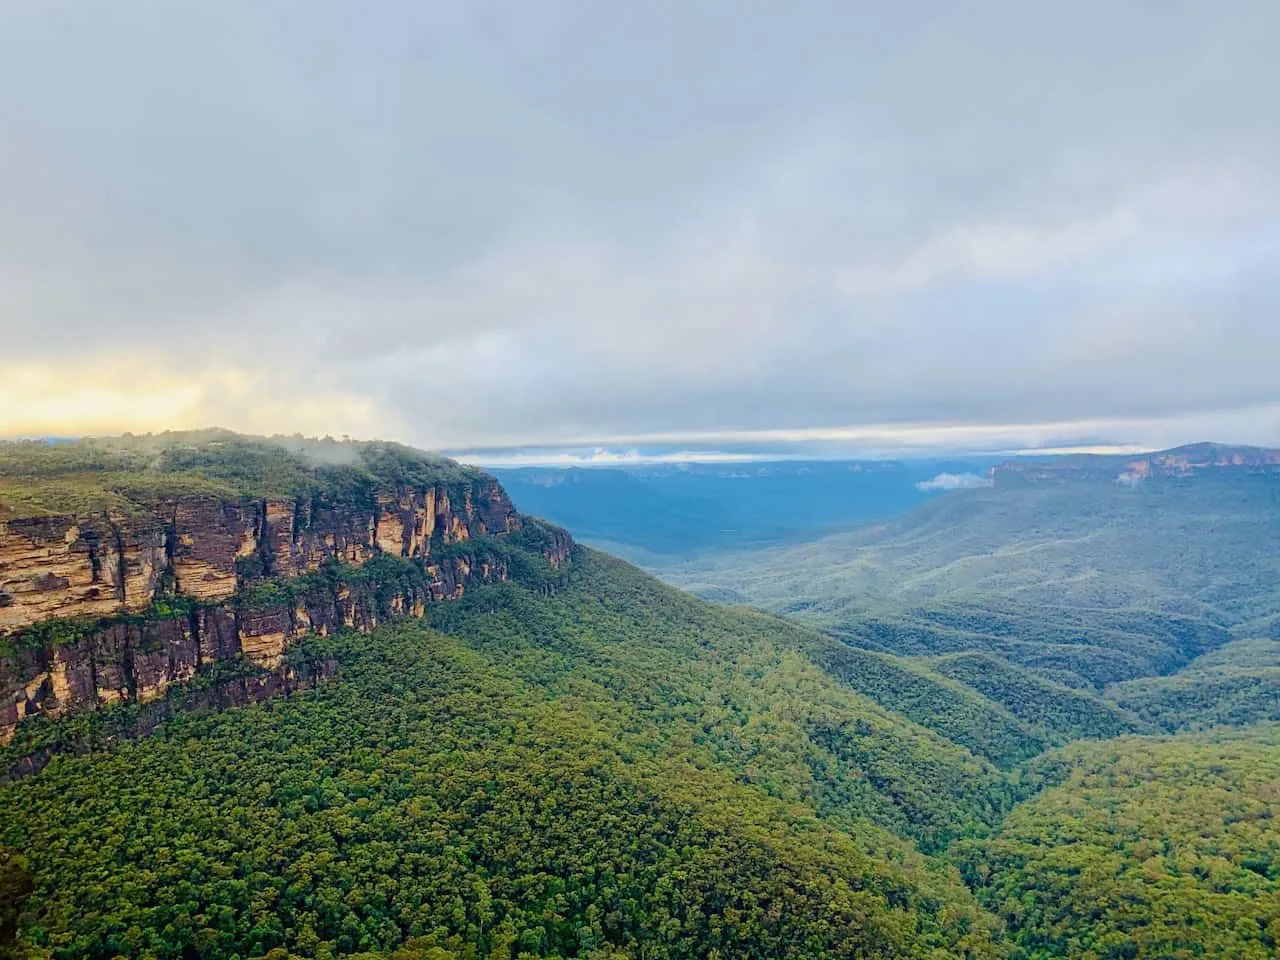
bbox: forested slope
[2,549,1013,960]
[803,643,1048,768]
[657,473,1280,748]
[6,549,1280,960]
[961,727,1280,959]
[665,479,1278,659]
[1105,638,1280,731]
[4,438,1280,960]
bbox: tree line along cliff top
[0,429,485,519]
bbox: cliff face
[0,477,518,633]
[1,656,340,783]
[0,469,572,744]
[993,443,1280,487]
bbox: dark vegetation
[659,475,1280,730]
[0,655,331,784]
[662,476,1279,635]
[4,546,1278,959]
[1105,639,1280,731]
[928,653,1146,743]
[646,467,1280,957]
[805,643,1048,768]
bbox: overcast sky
[2,1,1278,455]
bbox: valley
[0,434,1277,959]
[6,5,1277,958]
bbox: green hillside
[1105,639,1280,731]
[662,479,1280,651]
[928,653,1147,743]
[426,552,1019,850]
[805,642,1048,768]
[4,438,1280,960]
[7,547,1279,960]
[1,550,1011,960]
[0,430,478,519]
[817,599,1230,689]
[961,727,1280,959]
[657,475,1280,748]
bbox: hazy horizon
[3,426,1265,470]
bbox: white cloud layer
[454,449,781,469]
[0,2,1277,450]
[916,473,995,492]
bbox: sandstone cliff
[0,433,574,745]
[0,478,517,633]
[1,656,339,783]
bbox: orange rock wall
[0,543,530,743]
[0,478,520,634]
[0,467,582,746]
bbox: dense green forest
[1104,639,1280,731]
[644,471,1280,958]
[961,728,1280,959]
[3,435,1279,959]
[803,643,1050,769]
[4,548,1279,959]
[927,653,1146,743]
[658,476,1280,743]
[3,551,1010,960]
[661,477,1280,647]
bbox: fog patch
[915,472,994,492]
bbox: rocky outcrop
[2,656,339,783]
[0,468,571,744]
[0,477,520,634]
[538,525,575,570]
[0,514,168,632]
[993,443,1280,487]
[0,544,536,743]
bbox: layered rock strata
[1,475,572,743]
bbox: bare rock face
[0,473,566,743]
[0,477,521,634]
[539,526,575,570]
[0,515,168,632]
[2,656,340,783]
[171,497,254,602]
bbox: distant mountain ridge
[993,441,1280,486]
[656,442,1280,693]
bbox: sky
[2,0,1278,459]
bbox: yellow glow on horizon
[0,361,398,441]
[5,356,1274,454]
[1,364,204,436]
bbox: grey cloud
[0,1,1277,449]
